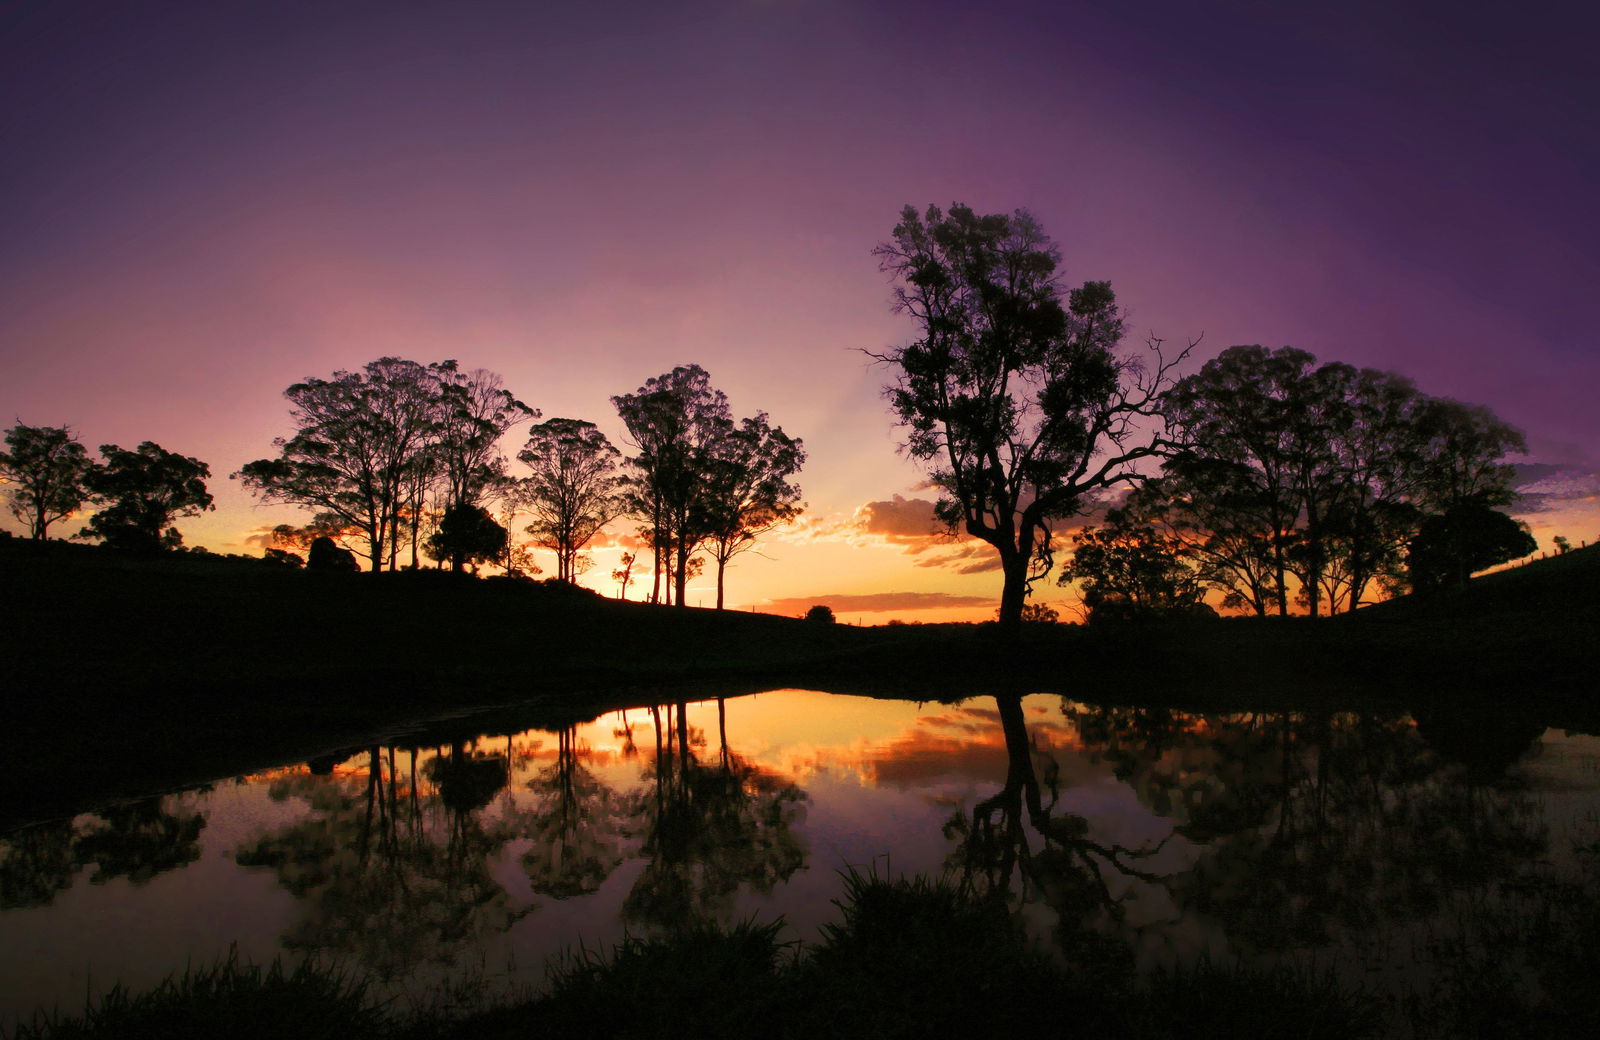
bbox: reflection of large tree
[498,726,631,899]
[622,699,808,932]
[235,743,527,980]
[946,695,1168,961]
[0,819,78,909]
[1067,703,1548,954]
[1,794,208,909]
[73,796,207,885]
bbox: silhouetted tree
[425,502,508,573]
[613,551,637,599]
[519,418,625,583]
[1165,346,1322,616]
[1162,347,1528,614]
[261,547,304,567]
[612,366,732,606]
[804,604,835,623]
[1,423,93,539]
[701,413,805,609]
[80,441,213,551]
[1407,497,1536,591]
[237,358,440,572]
[871,204,1189,640]
[1057,518,1203,622]
[431,361,538,512]
[307,535,360,571]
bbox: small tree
[1058,521,1203,622]
[1,423,93,539]
[81,442,213,551]
[1407,498,1536,591]
[425,503,508,573]
[701,413,806,609]
[613,551,637,600]
[804,604,836,624]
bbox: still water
[3,689,1597,1024]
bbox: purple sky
[3,0,1595,615]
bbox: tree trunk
[715,555,726,610]
[995,553,1028,643]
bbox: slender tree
[612,366,732,606]
[520,418,626,584]
[0,423,92,539]
[81,442,213,551]
[701,413,805,609]
[871,203,1190,640]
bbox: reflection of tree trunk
[718,697,729,769]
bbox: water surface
[2,688,1595,1025]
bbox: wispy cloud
[1512,463,1600,514]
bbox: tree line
[4,361,806,610]
[872,203,1540,635]
[6,202,1545,626]
[0,429,213,551]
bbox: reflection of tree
[2,794,210,909]
[946,695,1168,959]
[235,743,527,981]
[503,726,631,899]
[622,699,808,932]
[73,796,207,886]
[0,819,77,909]
[1067,703,1549,955]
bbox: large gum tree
[872,204,1189,640]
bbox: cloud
[855,495,947,544]
[759,591,993,615]
[1512,463,1600,514]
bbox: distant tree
[613,551,637,600]
[306,535,359,572]
[80,442,213,551]
[1554,535,1572,555]
[261,548,304,568]
[1,423,93,539]
[431,361,538,511]
[804,604,836,624]
[612,366,732,606]
[701,413,806,609]
[1019,602,1061,624]
[425,503,508,573]
[1407,498,1536,591]
[520,418,626,584]
[1057,519,1203,622]
[237,358,440,572]
[871,204,1190,641]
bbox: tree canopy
[1,423,92,540]
[81,442,214,551]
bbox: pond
[3,688,1598,1028]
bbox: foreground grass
[6,872,1385,1040]
[14,867,1600,1039]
